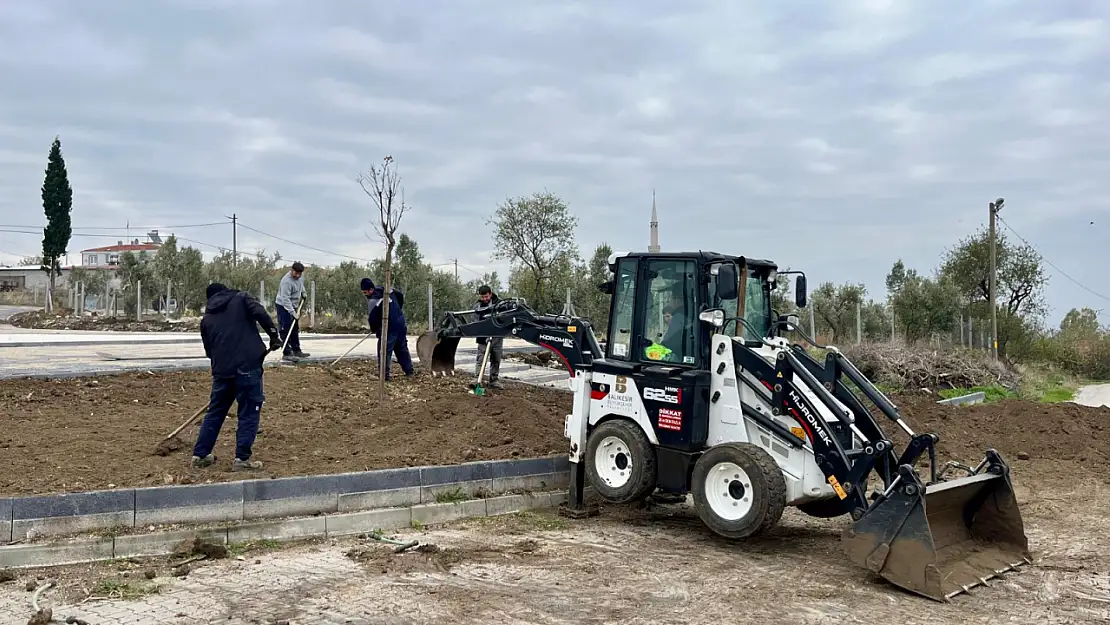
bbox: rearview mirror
[717,263,738,300]
[698,308,725,328]
[795,275,807,308]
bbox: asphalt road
[1073,383,1110,408]
[0,305,37,321]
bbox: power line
[0,221,227,231]
[235,221,377,263]
[0,228,266,258]
[996,214,1110,303]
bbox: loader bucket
[416,331,460,375]
[842,456,1031,602]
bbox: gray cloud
[1,0,1109,323]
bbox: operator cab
[600,251,807,368]
[591,252,808,464]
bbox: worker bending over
[192,282,281,471]
[473,284,503,389]
[361,278,414,380]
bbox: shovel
[154,402,210,456]
[842,451,1032,602]
[469,340,492,396]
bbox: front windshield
[710,265,772,341]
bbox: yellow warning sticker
[567,325,577,333]
[827,475,848,500]
[790,427,805,440]
[776,371,783,378]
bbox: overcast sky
[1,0,1108,325]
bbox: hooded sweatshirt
[367,286,406,337]
[201,288,279,377]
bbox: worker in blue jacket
[361,278,414,380]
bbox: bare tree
[357,155,411,400]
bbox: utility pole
[453,258,458,283]
[988,198,1004,360]
[231,214,237,266]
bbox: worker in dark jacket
[360,278,414,380]
[473,284,503,388]
[192,282,282,471]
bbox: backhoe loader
[417,251,1031,602]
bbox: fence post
[136,280,142,321]
[809,304,816,342]
[260,280,266,309]
[427,282,433,329]
[856,301,861,344]
[891,308,896,342]
[166,280,172,320]
[310,280,316,328]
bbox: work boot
[488,378,503,389]
[232,458,263,471]
[191,454,215,468]
[293,350,310,358]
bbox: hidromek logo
[788,389,833,446]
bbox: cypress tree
[41,136,73,298]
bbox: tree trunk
[378,243,394,401]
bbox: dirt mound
[7,309,201,332]
[892,392,1110,466]
[0,363,569,496]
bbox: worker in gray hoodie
[274,261,309,361]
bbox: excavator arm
[416,298,604,376]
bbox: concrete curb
[0,490,570,569]
[937,391,986,406]
[0,332,368,348]
[0,455,572,548]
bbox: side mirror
[717,263,738,300]
[598,280,614,295]
[698,308,726,328]
[795,275,807,308]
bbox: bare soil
[1,359,1106,497]
[885,391,1110,475]
[0,362,569,496]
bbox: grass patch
[434,487,470,504]
[462,510,570,532]
[1015,364,1083,403]
[92,579,159,600]
[227,539,282,556]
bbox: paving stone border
[0,455,571,550]
[0,490,570,569]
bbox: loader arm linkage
[732,339,1031,602]
[416,299,603,376]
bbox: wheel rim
[593,435,634,488]
[704,461,753,521]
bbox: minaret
[648,189,660,253]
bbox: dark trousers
[276,307,300,354]
[476,337,503,381]
[378,331,414,380]
[192,366,265,461]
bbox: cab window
[639,258,697,365]
[606,258,637,360]
[709,265,771,342]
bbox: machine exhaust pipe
[842,450,1032,602]
[416,332,460,375]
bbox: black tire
[691,442,786,539]
[584,419,657,504]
